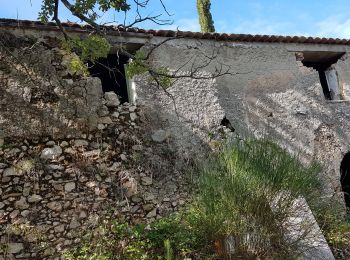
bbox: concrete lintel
[271,195,335,260]
[3,27,151,46]
[286,44,349,53]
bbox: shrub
[193,138,321,258]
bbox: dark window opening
[221,116,235,132]
[340,152,350,208]
[298,51,345,100]
[88,54,129,103]
[318,70,331,100]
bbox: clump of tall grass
[193,138,321,258]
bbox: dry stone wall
[0,31,103,140]
[0,92,194,259]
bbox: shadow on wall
[214,52,350,203]
[340,152,350,208]
[136,39,350,204]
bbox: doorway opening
[298,51,345,100]
[340,152,350,208]
[88,54,129,103]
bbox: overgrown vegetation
[64,212,210,259]
[312,197,350,258]
[35,0,230,92]
[66,138,338,259]
[193,138,321,258]
[62,35,111,76]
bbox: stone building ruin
[1,18,350,207]
[1,18,350,258]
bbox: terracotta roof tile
[1,18,349,45]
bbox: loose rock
[130,112,137,121]
[40,145,62,160]
[146,208,157,218]
[28,194,43,203]
[74,139,89,147]
[47,201,63,212]
[151,130,168,143]
[4,167,22,177]
[99,116,113,125]
[141,176,153,186]
[15,197,29,209]
[8,243,24,254]
[64,182,76,192]
[104,92,120,107]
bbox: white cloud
[316,16,350,38]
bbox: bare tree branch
[61,0,101,32]
[159,0,173,16]
[53,0,69,40]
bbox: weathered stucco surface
[137,37,350,197]
[136,72,225,157]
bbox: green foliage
[65,220,150,260]
[66,138,326,259]
[69,56,90,76]
[39,1,173,85]
[65,213,207,260]
[126,51,172,89]
[39,0,55,22]
[154,67,173,89]
[196,0,215,32]
[163,240,173,260]
[126,50,149,79]
[145,213,205,256]
[62,35,110,76]
[39,0,130,22]
[193,138,321,257]
[64,35,110,63]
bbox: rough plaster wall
[0,31,104,139]
[137,38,350,197]
[136,73,225,158]
[334,53,350,99]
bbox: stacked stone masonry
[1,21,350,259]
[0,96,193,259]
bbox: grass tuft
[193,138,321,257]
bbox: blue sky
[2,0,350,38]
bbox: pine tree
[196,0,215,32]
